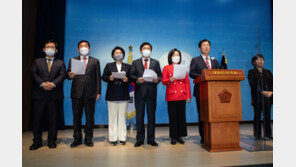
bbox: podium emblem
[218,89,232,103]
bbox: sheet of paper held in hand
[112,71,126,79]
[173,65,188,80]
[71,58,85,75]
[142,69,158,82]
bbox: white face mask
[45,49,56,57]
[142,49,151,58]
[80,47,89,56]
[172,56,180,64]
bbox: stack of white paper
[142,69,158,82]
[112,71,126,79]
[173,65,188,80]
[71,58,86,75]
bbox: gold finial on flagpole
[128,45,133,64]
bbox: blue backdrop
[63,0,273,125]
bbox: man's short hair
[198,39,211,48]
[44,39,58,48]
[78,40,90,48]
[140,42,152,51]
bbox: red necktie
[206,57,211,69]
[83,57,87,68]
[144,58,148,69]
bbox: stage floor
[22,124,273,167]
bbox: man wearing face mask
[130,42,162,147]
[189,39,219,144]
[30,39,66,150]
[66,40,101,147]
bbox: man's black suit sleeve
[66,59,72,80]
[130,61,138,83]
[96,60,101,95]
[30,59,44,86]
[214,60,220,69]
[155,61,162,84]
[189,58,200,79]
[52,61,66,87]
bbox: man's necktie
[206,57,211,69]
[144,58,148,69]
[83,57,87,68]
[47,58,52,72]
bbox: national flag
[220,49,228,69]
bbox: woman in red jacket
[162,48,191,145]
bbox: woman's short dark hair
[111,46,125,60]
[44,39,58,48]
[140,42,152,51]
[198,39,211,48]
[78,40,90,48]
[168,48,182,65]
[251,54,265,67]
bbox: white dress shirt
[46,56,54,65]
[201,54,211,69]
[116,62,122,72]
[80,55,89,64]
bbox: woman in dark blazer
[162,48,191,145]
[247,54,273,140]
[102,46,131,146]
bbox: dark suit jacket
[248,67,273,107]
[30,57,66,100]
[102,62,131,101]
[130,58,162,99]
[189,55,220,97]
[66,56,101,99]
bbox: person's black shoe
[177,137,185,144]
[71,139,82,148]
[119,141,126,145]
[147,140,158,146]
[29,142,42,150]
[171,139,176,145]
[48,141,57,149]
[84,139,94,147]
[255,136,262,140]
[134,140,144,147]
[110,141,117,146]
[266,136,273,140]
[200,138,204,144]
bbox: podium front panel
[200,81,242,122]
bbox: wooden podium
[194,69,245,152]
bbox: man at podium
[189,39,219,144]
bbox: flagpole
[127,45,136,131]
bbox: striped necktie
[206,57,211,69]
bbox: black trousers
[195,97,204,140]
[167,100,187,139]
[253,103,272,138]
[32,98,58,143]
[135,97,156,142]
[71,95,95,140]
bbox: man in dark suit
[30,39,66,150]
[189,39,219,144]
[130,42,162,147]
[67,40,101,147]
